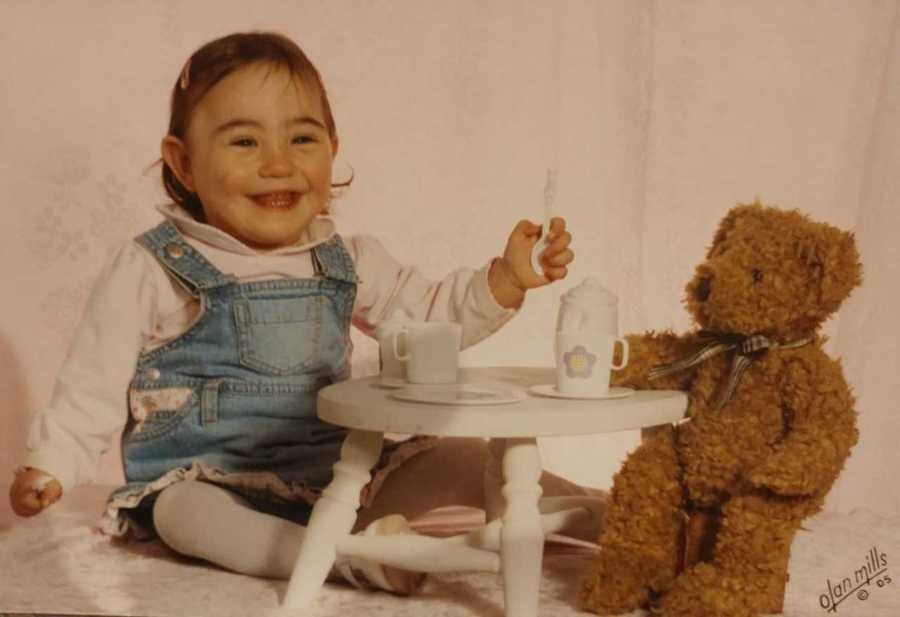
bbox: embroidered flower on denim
[563,345,597,379]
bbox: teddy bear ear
[706,201,763,258]
[806,225,863,313]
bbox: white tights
[153,479,306,579]
[152,437,607,581]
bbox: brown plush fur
[582,202,862,617]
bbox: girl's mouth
[250,191,300,209]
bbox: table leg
[282,429,384,609]
[445,506,591,551]
[499,437,544,617]
[484,437,507,521]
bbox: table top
[318,367,688,438]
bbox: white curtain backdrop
[2,1,897,523]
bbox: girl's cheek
[221,163,253,184]
[213,169,231,186]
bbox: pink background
[2,1,898,526]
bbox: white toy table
[283,366,688,617]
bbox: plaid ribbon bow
[648,330,812,410]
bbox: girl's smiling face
[162,61,338,249]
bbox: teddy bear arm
[750,357,858,496]
[611,330,702,391]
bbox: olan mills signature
[818,546,890,612]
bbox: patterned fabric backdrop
[2,1,898,524]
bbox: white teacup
[378,336,406,380]
[375,324,406,380]
[556,332,629,395]
[392,322,462,384]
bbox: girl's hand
[9,468,63,517]
[489,217,573,309]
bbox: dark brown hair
[159,31,350,220]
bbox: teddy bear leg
[714,494,806,614]
[683,507,719,569]
[659,493,805,617]
[582,425,683,615]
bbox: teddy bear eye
[751,268,763,283]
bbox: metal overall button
[165,243,185,259]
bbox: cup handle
[611,338,629,370]
[392,329,411,362]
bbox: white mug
[375,324,407,380]
[378,336,406,380]
[392,322,462,384]
[556,332,629,395]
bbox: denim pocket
[234,296,323,375]
[126,386,197,442]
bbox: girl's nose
[258,146,295,178]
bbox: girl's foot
[332,514,427,595]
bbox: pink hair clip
[180,57,192,90]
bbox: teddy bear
[581,202,862,617]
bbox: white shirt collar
[154,202,337,256]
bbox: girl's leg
[356,437,606,542]
[152,480,422,593]
[153,480,304,578]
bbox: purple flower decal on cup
[563,345,598,379]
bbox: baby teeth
[255,192,296,208]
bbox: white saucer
[375,376,410,389]
[527,384,634,400]
[389,384,526,406]
[375,377,457,389]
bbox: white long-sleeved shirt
[23,203,517,493]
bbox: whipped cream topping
[561,277,617,306]
[557,277,618,333]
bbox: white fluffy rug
[1,485,898,617]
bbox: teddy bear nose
[695,276,712,302]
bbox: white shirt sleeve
[348,235,518,349]
[23,241,156,493]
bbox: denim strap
[136,221,235,294]
[313,234,361,285]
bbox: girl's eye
[231,138,256,147]
[751,268,763,283]
[293,135,316,145]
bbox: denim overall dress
[102,220,366,537]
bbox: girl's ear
[331,135,340,159]
[161,136,195,192]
